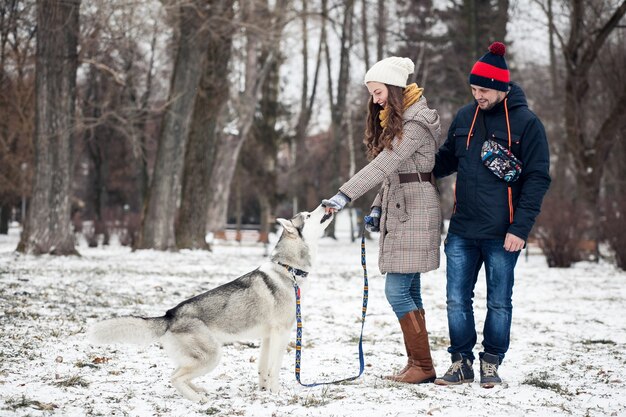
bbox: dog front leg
[265,330,291,393]
[258,336,271,390]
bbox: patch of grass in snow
[301,393,328,407]
[3,309,40,319]
[4,395,58,411]
[287,340,314,351]
[297,385,343,407]
[346,335,374,344]
[581,339,616,346]
[74,360,99,369]
[55,374,90,388]
[203,406,221,415]
[429,335,449,349]
[522,372,571,396]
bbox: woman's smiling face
[367,81,388,108]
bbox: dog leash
[290,230,369,387]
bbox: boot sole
[383,375,437,384]
[415,376,436,384]
[434,378,474,386]
[480,382,501,389]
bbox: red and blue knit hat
[469,42,510,92]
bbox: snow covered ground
[1,212,625,417]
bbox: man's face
[471,85,506,110]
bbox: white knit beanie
[363,57,415,88]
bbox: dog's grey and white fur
[88,205,333,402]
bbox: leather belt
[399,172,431,183]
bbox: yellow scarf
[379,83,424,128]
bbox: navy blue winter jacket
[434,83,551,241]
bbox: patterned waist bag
[480,139,523,183]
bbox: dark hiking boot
[480,352,502,388]
[434,353,474,385]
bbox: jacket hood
[404,97,442,144]
[505,83,528,109]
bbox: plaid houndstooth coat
[339,97,443,274]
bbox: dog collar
[276,262,309,278]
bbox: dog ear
[276,218,298,236]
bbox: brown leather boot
[387,309,436,384]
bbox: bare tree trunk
[205,0,289,232]
[376,0,385,61]
[468,0,478,58]
[325,0,354,239]
[347,107,357,241]
[292,0,323,214]
[206,134,239,232]
[251,55,282,240]
[177,0,235,250]
[258,192,271,245]
[562,0,626,257]
[0,206,9,234]
[82,65,109,247]
[136,19,158,210]
[17,0,80,255]
[361,0,370,70]
[493,0,509,45]
[547,0,558,97]
[136,1,212,250]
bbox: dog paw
[190,382,208,393]
[182,391,209,403]
[267,381,280,393]
[259,383,279,393]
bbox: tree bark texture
[326,0,354,238]
[206,134,239,232]
[376,0,384,61]
[136,1,212,250]
[176,0,235,250]
[292,0,323,215]
[205,0,288,233]
[0,206,9,234]
[247,57,281,242]
[17,0,80,255]
[562,0,626,242]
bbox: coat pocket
[453,127,474,157]
[491,130,521,155]
[392,187,410,223]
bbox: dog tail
[87,316,168,346]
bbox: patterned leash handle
[294,230,369,387]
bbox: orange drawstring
[508,186,513,223]
[504,98,511,148]
[466,105,480,150]
[458,98,514,223]
[504,98,514,223]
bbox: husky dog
[88,205,333,402]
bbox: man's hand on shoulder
[504,233,525,252]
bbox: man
[433,42,551,388]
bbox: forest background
[0,0,625,270]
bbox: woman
[322,57,442,384]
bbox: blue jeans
[385,272,423,319]
[444,232,520,363]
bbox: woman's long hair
[364,84,405,160]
